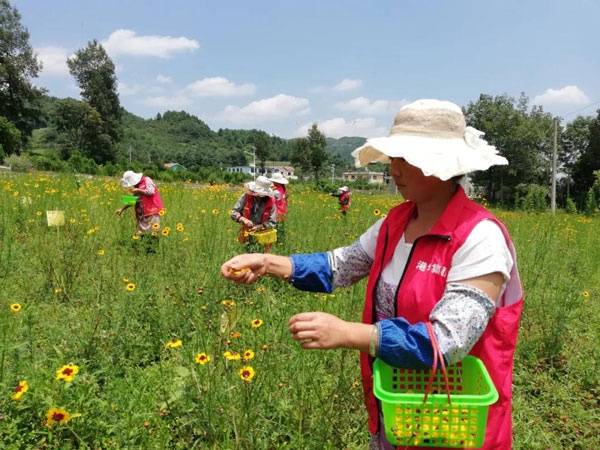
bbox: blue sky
[15,0,600,138]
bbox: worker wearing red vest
[221,100,523,450]
[331,186,351,215]
[230,175,277,249]
[116,170,164,233]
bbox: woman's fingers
[291,330,315,341]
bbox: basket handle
[423,321,452,405]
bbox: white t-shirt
[359,218,513,288]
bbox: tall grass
[0,173,598,449]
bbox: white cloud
[294,117,386,139]
[533,85,590,106]
[143,94,193,109]
[36,46,71,76]
[218,94,310,123]
[103,29,199,58]
[336,97,409,115]
[333,78,363,92]
[118,82,145,96]
[185,77,255,97]
[156,74,172,83]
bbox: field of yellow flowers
[1,172,598,449]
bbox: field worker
[268,172,289,242]
[116,170,164,233]
[221,99,523,450]
[230,175,277,250]
[331,185,351,215]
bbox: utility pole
[331,164,335,184]
[551,118,558,213]
[252,146,256,181]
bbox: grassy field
[0,172,598,449]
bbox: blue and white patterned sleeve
[430,283,496,365]
[328,240,373,288]
[289,240,373,293]
[375,283,495,368]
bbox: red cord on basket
[424,321,452,404]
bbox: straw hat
[351,99,508,181]
[121,170,143,188]
[245,175,274,197]
[268,172,289,185]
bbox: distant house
[163,162,186,172]
[226,161,295,179]
[342,170,386,184]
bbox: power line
[562,99,600,118]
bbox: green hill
[31,95,366,170]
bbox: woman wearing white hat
[230,175,278,249]
[221,100,523,449]
[331,185,351,215]
[116,170,164,234]
[268,172,289,242]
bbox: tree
[0,0,43,151]
[290,137,311,176]
[67,40,121,163]
[51,98,109,161]
[464,94,554,205]
[307,124,328,180]
[249,130,271,170]
[0,115,21,158]
[571,110,600,203]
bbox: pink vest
[137,176,164,217]
[360,187,524,449]
[273,184,288,218]
[242,194,275,224]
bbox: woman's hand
[221,253,268,284]
[240,217,253,227]
[288,312,350,349]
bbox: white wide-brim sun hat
[121,170,143,188]
[245,175,274,197]
[351,99,508,181]
[268,172,289,185]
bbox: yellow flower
[132,234,141,240]
[56,364,80,382]
[229,331,241,339]
[251,319,263,329]
[176,223,184,232]
[46,407,71,426]
[161,228,170,237]
[194,352,211,365]
[53,288,62,294]
[582,290,590,300]
[221,299,235,308]
[151,222,160,231]
[165,338,182,349]
[97,249,105,256]
[159,209,166,217]
[223,350,241,361]
[126,283,136,292]
[243,349,255,361]
[10,303,22,313]
[239,366,255,382]
[11,380,29,400]
[373,208,381,216]
[212,208,219,215]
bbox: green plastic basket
[373,356,498,448]
[121,194,138,206]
